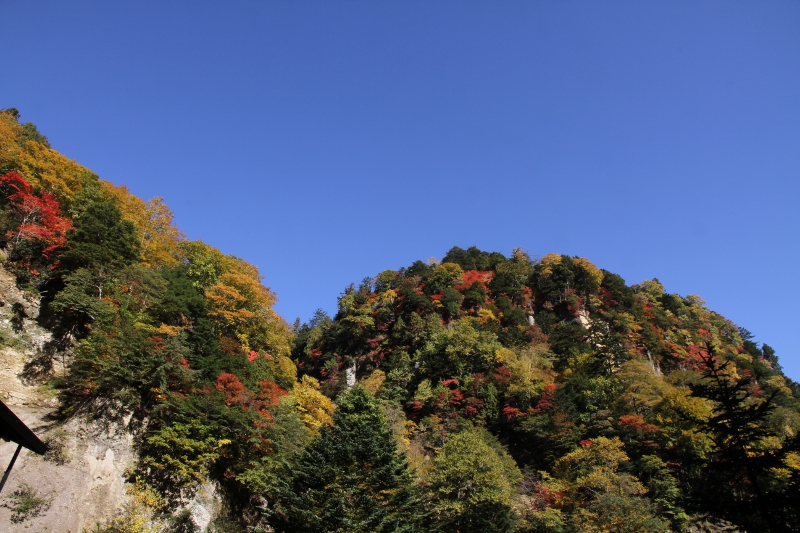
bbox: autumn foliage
[291,246,800,532]
[1,171,72,276]
[3,110,799,532]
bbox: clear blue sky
[3,2,799,379]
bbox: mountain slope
[1,109,799,532]
[290,249,800,531]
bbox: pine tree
[273,386,419,533]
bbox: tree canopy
[2,109,799,533]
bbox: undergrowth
[2,482,52,523]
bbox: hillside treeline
[1,108,799,532]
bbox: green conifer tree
[51,200,140,324]
[273,386,419,533]
[60,200,140,275]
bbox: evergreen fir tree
[273,386,419,533]
[60,200,140,273]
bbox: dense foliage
[0,109,326,530]
[272,386,418,533]
[290,247,800,532]
[2,108,800,532]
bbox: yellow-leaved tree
[291,375,335,434]
[1,111,96,204]
[199,250,290,356]
[527,437,671,533]
[105,183,185,268]
[505,343,556,408]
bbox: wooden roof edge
[0,400,47,455]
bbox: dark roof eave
[0,400,47,455]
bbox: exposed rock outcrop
[0,264,137,532]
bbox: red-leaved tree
[1,171,72,274]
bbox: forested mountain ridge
[1,108,799,532]
[0,108,317,532]
[292,248,800,532]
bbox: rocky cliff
[0,263,143,532]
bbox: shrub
[42,427,72,465]
[2,482,52,523]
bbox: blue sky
[3,2,799,379]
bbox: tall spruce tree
[273,386,419,533]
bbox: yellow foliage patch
[292,375,335,434]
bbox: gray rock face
[0,264,135,532]
[0,408,137,532]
